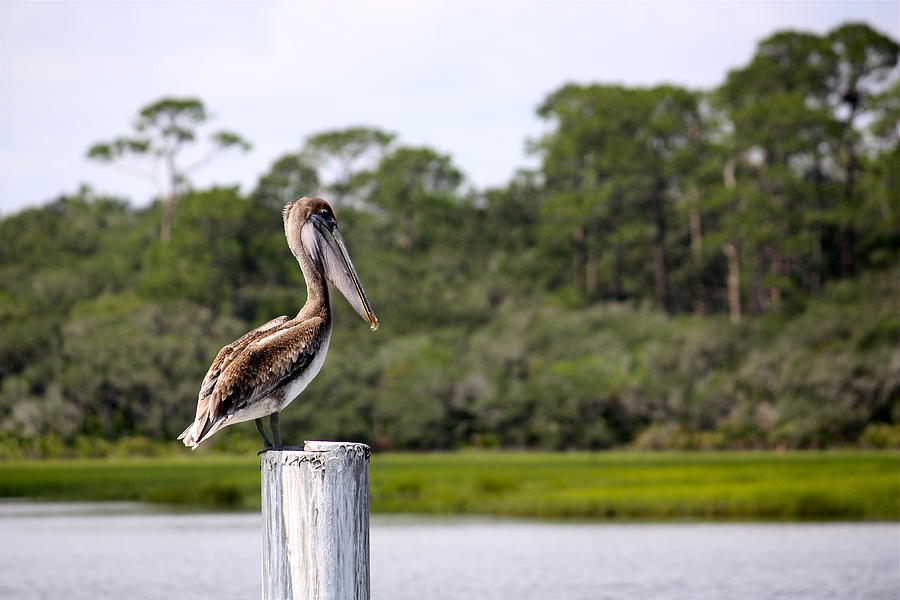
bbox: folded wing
[179,315,326,448]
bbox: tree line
[0,23,897,455]
[535,23,897,319]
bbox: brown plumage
[178,197,378,450]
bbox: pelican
[178,197,378,450]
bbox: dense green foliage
[1,451,896,520]
[1,23,898,452]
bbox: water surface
[0,503,896,599]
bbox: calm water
[0,502,897,600]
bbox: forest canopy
[1,23,898,456]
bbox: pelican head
[283,197,379,331]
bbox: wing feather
[196,316,290,402]
[179,315,289,444]
[180,315,327,447]
[213,317,325,418]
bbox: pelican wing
[180,315,327,447]
[179,315,289,445]
[196,315,291,402]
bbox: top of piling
[259,441,371,471]
[304,440,370,454]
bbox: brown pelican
[178,197,378,450]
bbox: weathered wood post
[261,441,371,600]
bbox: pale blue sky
[1,1,897,215]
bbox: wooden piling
[261,441,371,600]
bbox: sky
[1,1,898,215]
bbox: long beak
[330,226,379,331]
[305,215,379,330]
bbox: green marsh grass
[0,451,896,519]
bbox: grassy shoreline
[1,451,897,521]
